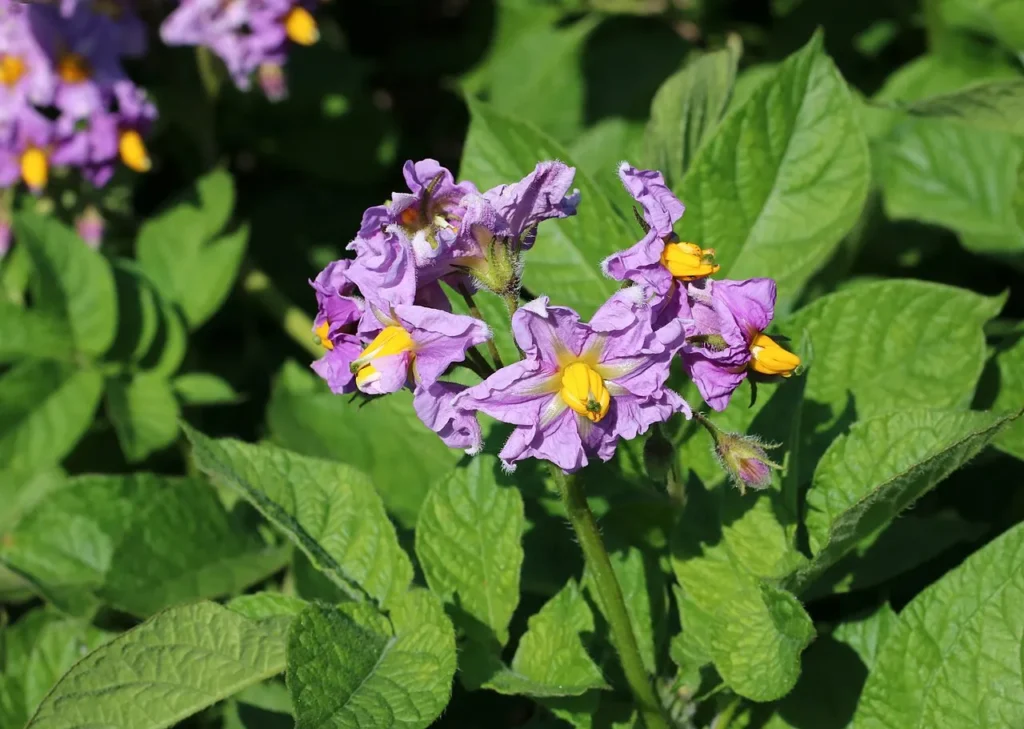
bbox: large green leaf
[784,280,1003,467]
[0,474,287,617]
[938,0,1024,52]
[675,32,870,309]
[173,372,241,406]
[415,454,525,647]
[16,213,117,356]
[992,335,1024,460]
[852,521,1024,729]
[0,361,103,477]
[0,300,71,363]
[266,361,458,527]
[671,480,814,701]
[184,425,413,609]
[24,602,291,729]
[105,373,181,462]
[786,409,1016,594]
[136,168,247,329]
[899,79,1024,136]
[459,99,632,318]
[287,590,456,729]
[644,40,741,187]
[107,260,161,364]
[832,603,898,672]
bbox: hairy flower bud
[695,412,781,494]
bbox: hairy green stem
[241,266,322,358]
[714,698,742,729]
[459,286,504,370]
[551,468,670,729]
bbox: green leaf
[184,425,414,609]
[173,372,241,406]
[508,580,608,696]
[141,292,189,378]
[107,260,161,364]
[136,169,247,329]
[852,521,1024,729]
[229,592,309,620]
[485,15,598,143]
[0,299,71,363]
[459,99,632,318]
[644,39,741,186]
[991,334,1024,461]
[0,361,103,477]
[266,361,459,527]
[676,32,870,309]
[287,589,456,729]
[832,603,898,672]
[786,408,1017,594]
[25,602,290,729]
[938,0,1024,52]
[0,474,287,617]
[582,546,664,675]
[898,79,1024,136]
[415,454,525,647]
[785,280,1003,467]
[16,213,117,356]
[105,373,181,462]
[671,480,813,701]
[875,118,1024,259]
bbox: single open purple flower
[414,381,483,454]
[679,277,785,410]
[0,4,55,123]
[309,259,364,394]
[455,293,689,473]
[602,163,719,296]
[0,108,53,193]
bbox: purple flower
[0,108,53,193]
[602,163,719,296]
[697,413,781,495]
[309,259,364,394]
[0,4,54,123]
[75,205,103,248]
[678,277,799,411]
[161,0,319,96]
[414,381,483,454]
[455,294,689,473]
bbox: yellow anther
[118,129,152,172]
[57,52,90,84]
[0,55,26,87]
[355,363,379,388]
[351,325,415,380]
[661,242,720,281]
[20,147,48,191]
[284,7,319,46]
[399,207,420,226]
[560,361,611,423]
[749,333,800,377]
[314,320,333,350]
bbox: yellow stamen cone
[314,321,334,350]
[0,55,26,87]
[119,129,152,173]
[20,147,48,192]
[661,241,720,281]
[284,7,319,46]
[57,52,90,84]
[749,333,800,377]
[351,325,415,381]
[560,361,611,423]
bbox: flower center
[284,7,319,46]
[0,55,26,87]
[559,361,610,423]
[350,325,415,386]
[20,147,48,192]
[118,129,151,172]
[749,332,800,377]
[57,52,91,84]
[661,242,720,281]
[313,320,334,351]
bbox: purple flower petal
[414,381,483,454]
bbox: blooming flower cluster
[311,159,801,480]
[0,0,155,195]
[161,0,320,99]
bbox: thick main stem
[241,266,322,358]
[552,469,670,729]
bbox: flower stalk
[459,286,504,369]
[551,468,670,729]
[241,266,323,358]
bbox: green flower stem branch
[241,266,323,358]
[459,286,505,370]
[552,467,671,729]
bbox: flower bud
[695,413,781,494]
[76,206,104,249]
[465,226,521,301]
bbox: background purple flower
[455,294,688,473]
